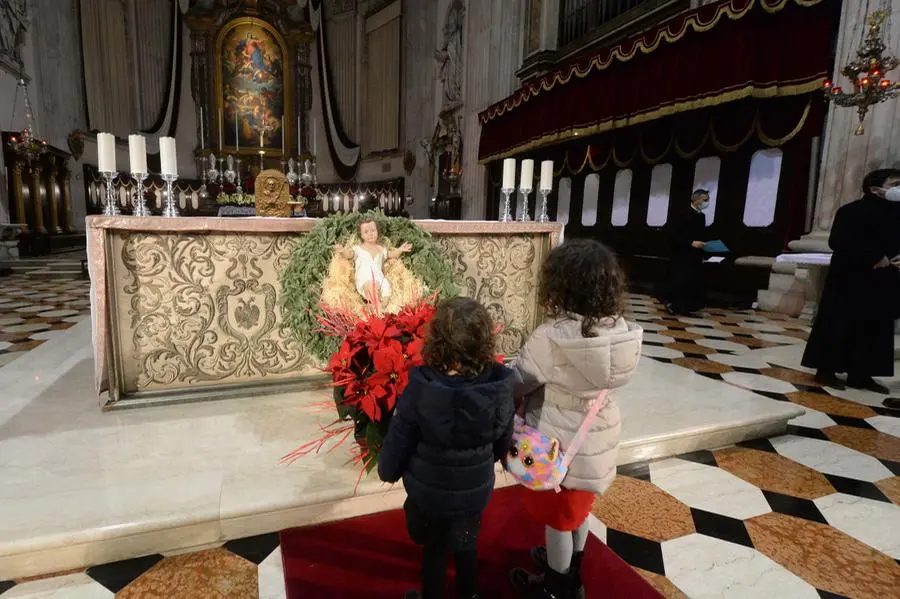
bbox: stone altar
[86,216,562,408]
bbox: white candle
[502,158,516,190]
[97,132,116,173]
[128,134,147,174]
[260,131,264,148]
[199,107,205,151]
[159,137,178,177]
[540,160,554,191]
[281,116,285,151]
[235,113,240,152]
[520,159,534,190]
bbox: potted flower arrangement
[280,294,436,488]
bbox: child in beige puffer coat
[509,239,643,599]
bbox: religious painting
[215,18,291,155]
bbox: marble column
[790,0,900,252]
[460,0,523,220]
[401,0,438,218]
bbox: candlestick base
[537,189,551,223]
[499,188,514,223]
[131,173,150,216]
[101,171,121,216]
[518,189,532,222]
[161,174,179,217]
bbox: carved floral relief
[107,229,548,396]
[439,234,544,356]
[114,231,314,392]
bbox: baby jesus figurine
[334,217,413,303]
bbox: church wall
[30,0,88,228]
[0,0,43,224]
[458,0,524,220]
[401,0,439,219]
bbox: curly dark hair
[539,239,626,337]
[424,297,495,377]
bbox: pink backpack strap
[561,390,610,470]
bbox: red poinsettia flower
[343,376,390,422]
[327,339,359,376]
[368,346,410,411]
[404,337,426,367]
[395,300,436,337]
[360,317,402,352]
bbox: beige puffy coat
[512,316,643,494]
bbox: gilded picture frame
[214,17,293,158]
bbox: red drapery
[478,0,839,162]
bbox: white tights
[546,517,590,573]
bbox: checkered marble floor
[0,534,285,598]
[0,252,90,368]
[1,294,897,598]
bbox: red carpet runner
[280,485,661,598]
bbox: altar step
[0,321,802,580]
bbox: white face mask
[697,200,710,211]
[885,186,900,202]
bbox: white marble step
[0,322,802,580]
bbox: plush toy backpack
[504,390,609,492]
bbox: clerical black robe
[801,194,900,378]
[665,206,708,314]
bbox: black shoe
[883,397,900,411]
[510,567,579,599]
[847,377,890,394]
[814,371,846,390]
[530,547,585,599]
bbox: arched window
[611,170,632,227]
[743,149,783,227]
[581,174,600,226]
[557,177,572,225]
[692,157,722,226]
[646,164,674,227]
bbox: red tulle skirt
[522,487,595,532]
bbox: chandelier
[6,78,47,164]
[823,9,900,135]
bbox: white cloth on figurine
[353,245,391,299]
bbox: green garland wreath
[280,211,461,362]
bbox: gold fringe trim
[479,0,823,125]
[478,78,823,164]
[544,97,811,176]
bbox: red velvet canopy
[478,0,839,162]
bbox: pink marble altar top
[85,216,563,236]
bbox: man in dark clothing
[665,189,711,315]
[801,169,900,393]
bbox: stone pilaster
[790,0,900,252]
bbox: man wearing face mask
[801,169,900,393]
[663,189,711,315]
